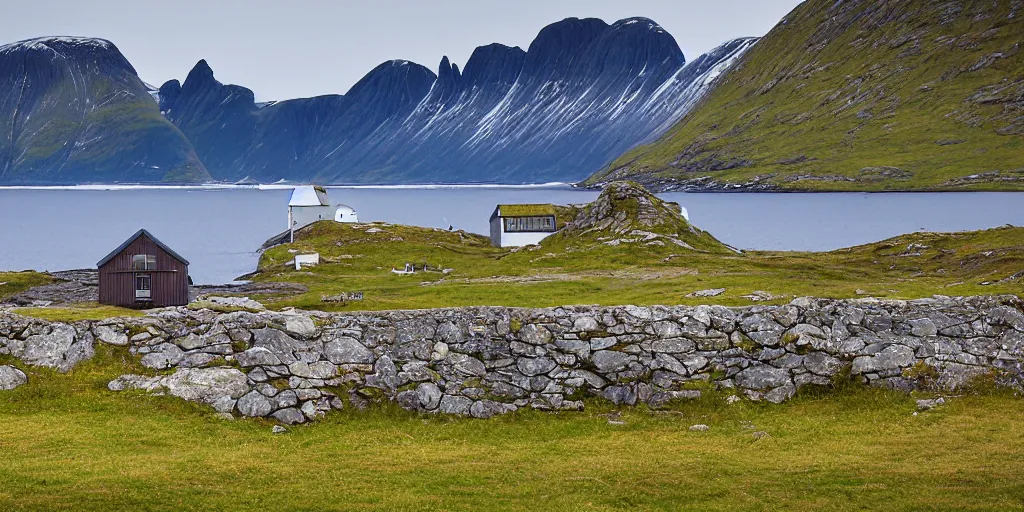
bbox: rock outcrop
[2,296,1023,422]
[551,181,734,253]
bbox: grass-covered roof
[498,204,557,217]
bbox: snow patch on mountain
[0,36,114,55]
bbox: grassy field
[0,272,142,321]
[0,271,52,301]
[1,344,1023,511]
[245,221,1023,312]
[9,305,144,322]
[4,219,1022,320]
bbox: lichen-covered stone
[438,394,473,415]
[416,382,442,409]
[109,367,249,405]
[237,391,273,417]
[592,350,633,372]
[448,353,487,377]
[288,361,337,379]
[735,365,791,390]
[471,399,513,419]
[516,356,557,376]
[235,347,282,367]
[0,365,28,390]
[518,324,552,345]
[324,336,374,364]
[852,345,916,374]
[272,407,306,425]
[13,324,92,372]
[140,343,185,370]
[93,325,128,346]
[650,338,696,353]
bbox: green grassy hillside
[586,0,1024,191]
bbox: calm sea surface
[0,186,1021,284]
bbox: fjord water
[0,187,1022,284]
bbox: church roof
[289,186,330,206]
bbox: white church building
[489,204,558,247]
[288,186,358,242]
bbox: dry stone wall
[2,295,1023,424]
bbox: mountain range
[586,0,1024,191]
[6,1,1022,191]
[0,18,755,185]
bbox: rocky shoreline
[2,295,1022,424]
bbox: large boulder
[0,365,28,390]
[109,367,250,406]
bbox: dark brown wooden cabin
[97,229,191,308]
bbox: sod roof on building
[497,204,557,217]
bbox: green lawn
[246,222,1024,312]
[10,305,144,322]
[1,346,1022,511]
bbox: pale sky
[1,0,803,101]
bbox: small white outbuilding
[287,186,358,242]
[334,204,357,223]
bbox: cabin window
[132,254,156,270]
[504,216,555,233]
[135,273,152,300]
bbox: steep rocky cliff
[586,0,1024,191]
[160,59,436,180]
[0,37,208,184]
[157,18,756,184]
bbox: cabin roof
[96,229,190,268]
[289,185,330,206]
[494,204,557,218]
